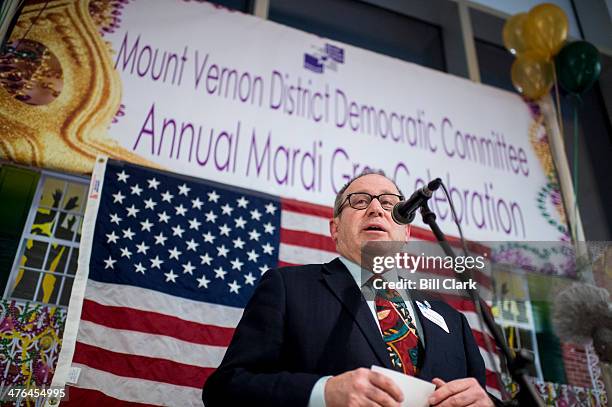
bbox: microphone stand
[418,202,545,407]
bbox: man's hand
[324,368,404,407]
[429,378,493,407]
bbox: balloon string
[572,100,579,242]
[552,60,564,140]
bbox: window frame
[3,169,89,308]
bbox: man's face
[329,174,409,265]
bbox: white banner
[105,0,566,242]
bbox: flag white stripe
[77,320,227,368]
[487,387,502,399]
[70,364,203,407]
[84,280,243,327]
[278,243,337,264]
[281,210,330,235]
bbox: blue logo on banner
[304,43,344,74]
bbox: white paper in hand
[371,365,436,407]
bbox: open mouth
[364,225,386,232]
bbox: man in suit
[203,171,494,407]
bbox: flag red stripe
[281,199,333,218]
[63,386,154,407]
[81,299,235,347]
[73,342,213,388]
[486,370,502,390]
[280,229,336,252]
[472,329,499,352]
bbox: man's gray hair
[332,169,404,217]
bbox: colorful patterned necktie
[374,287,422,375]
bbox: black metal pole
[418,202,545,407]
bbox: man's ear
[329,218,339,243]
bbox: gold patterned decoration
[0,0,155,174]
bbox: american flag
[54,158,501,406]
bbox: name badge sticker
[416,301,449,334]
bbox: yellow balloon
[525,3,568,58]
[503,13,530,55]
[511,50,554,100]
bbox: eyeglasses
[338,192,404,214]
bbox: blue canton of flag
[91,160,281,308]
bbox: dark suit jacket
[203,258,486,407]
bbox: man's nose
[366,197,385,216]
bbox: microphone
[391,178,442,224]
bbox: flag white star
[112,191,125,204]
[117,170,129,183]
[182,262,195,275]
[130,184,143,196]
[218,224,231,237]
[186,238,199,251]
[248,229,261,241]
[134,262,146,274]
[174,204,187,216]
[154,232,167,246]
[110,213,122,225]
[247,249,259,262]
[106,231,119,244]
[104,256,116,269]
[262,242,274,255]
[164,269,178,283]
[122,228,135,240]
[265,203,277,214]
[192,197,204,209]
[136,241,150,254]
[200,253,212,265]
[168,246,182,260]
[158,211,170,223]
[250,209,262,221]
[161,190,174,203]
[202,231,216,244]
[244,272,257,286]
[126,204,140,218]
[230,257,244,271]
[205,210,218,223]
[216,245,229,257]
[236,196,249,208]
[259,264,269,274]
[234,216,247,229]
[120,246,132,259]
[150,256,164,269]
[263,222,276,234]
[207,190,220,203]
[197,275,210,288]
[147,177,160,189]
[171,224,185,238]
[140,219,154,232]
[228,280,241,294]
[178,183,191,196]
[233,237,245,249]
[144,198,157,210]
[221,203,234,216]
[188,218,201,230]
[214,267,227,279]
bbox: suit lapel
[321,259,393,369]
[411,293,447,379]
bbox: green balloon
[555,41,602,95]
